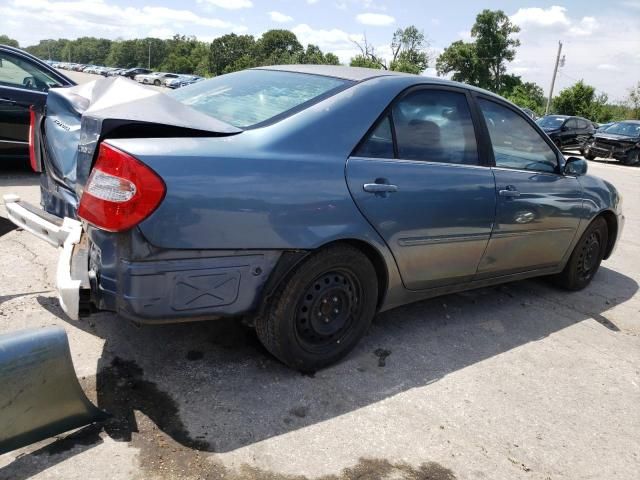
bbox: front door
[346,87,496,291]
[475,97,582,276]
[0,48,72,161]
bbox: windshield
[536,116,566,128]
[602,122,640,137]
[168,69,352,128]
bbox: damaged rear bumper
[3,194,284,324]
[4,194,86,320]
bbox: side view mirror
[564,156,588,176]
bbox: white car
[134,72,180,86]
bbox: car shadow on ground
[1,266,636,478]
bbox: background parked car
[135,72,180,86]
[0,44,75,166]
[584,120,640,165]
[121,67,151,79]
[536,115,595,152]
[164,75,203,89]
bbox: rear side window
[354,88,479,165]
[565,118,578,129]
[354,115,394,158]
[169,69,351,128]
[393,89,479,165]
[478,98,558,173]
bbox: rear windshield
[168,69,352,128]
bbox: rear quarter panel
[107,76,419,252]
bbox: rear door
[474,96,582,277]
[346,86,496,291]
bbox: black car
[536,115,595,152]
[584,121,640,165]
[0,45,75,166]
[121,67,152,79]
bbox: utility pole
[148,42,151,69]
[545,40,563,115]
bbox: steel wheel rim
[577,231,601,280]
[294,269,363,353]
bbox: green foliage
[389,26,429,74]
[20,29,338,78]
[626,82,640,119]
[349,25,429,74]
[504,80,546,115]
[350,54,382,69]
[437,9,520,92]
[255,29,303,62]
[210,34,256,75]
[553,80,603,120]
[0,35,20,48]
[435,40,482,85]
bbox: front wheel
[154,80,161,86]
[621,149,639,166]
[255,245,378,372]
[584,151,596,160]
[553,217,608,291]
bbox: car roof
[255,64,412,81]
[253,64,511,100]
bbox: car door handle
[0,97,17,106]
[499,186,520,198]
[363,183,398,193]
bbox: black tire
[255,245,378,372]
[621,149,639,166]
[553,217,608,291]
[154,80,161,86]
[584,151,596,161]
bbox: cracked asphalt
[0,158,639,480]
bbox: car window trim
[0,48,74,88]
[470,92,565,175]
[350,83,489,168]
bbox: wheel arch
[597,209,618,260]
[259,238,390,315]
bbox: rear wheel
[553,217,608,291]
[154,80,161,86]
[584,151,596,160]
[255,245,378,372]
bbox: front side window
[169,69,352,128]
[479,98,558,173]
[391,89,479,165]
[0,53,61,92]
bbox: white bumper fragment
[3,194,84,320]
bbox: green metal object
[0,327,107,454]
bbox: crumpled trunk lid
[41,77,240,217]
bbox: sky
[1,0,639,100]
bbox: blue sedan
[4,65,624,371]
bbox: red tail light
[28,107,37,171]
[77,143,166,232]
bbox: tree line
[2,11,638,122]
[14,31,340,78]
